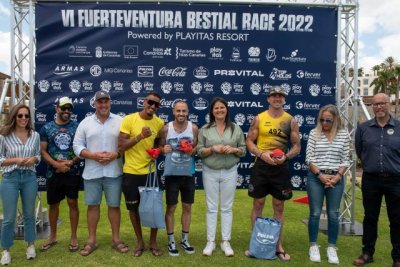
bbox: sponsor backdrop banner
[35,2,337,191]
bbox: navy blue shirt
[355,116,400,174]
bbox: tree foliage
[371,57,400,117]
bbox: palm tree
[372,65,381,75]
[371,69,393,95]
[358,67,364,77]
[385,56,395,70]
[393,66,400,117]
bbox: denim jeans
[361,173,400,261]
[0,170,38,249]
[306,171,344,245]
[202,165,237,241]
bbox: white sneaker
[26,245,36,260]
[327,247,339,264]
[220,241,234,257]
[202,241,215,256]
[309,245,321,262]
[1,251,10,265]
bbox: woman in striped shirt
[305,104,350,265]
[0,104,41,265]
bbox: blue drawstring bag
[248,217,281,259]
[138,161,165,229]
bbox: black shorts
[165,176,195,206]
[248,159,293,201]
[122,173,163,210]
[46,172,81,205]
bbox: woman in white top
[305,104,350,265]
[0,104,41,265]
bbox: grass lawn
[0,182,392,267]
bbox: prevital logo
[214,70,264,77]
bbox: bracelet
[315,171,321,177]
[258,152,264,158]
[116,152,121,159]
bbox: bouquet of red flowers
[178,139,193,153]
[146,148,161,158]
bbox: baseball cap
[94,90,111,101]
[268,86,287,97]
[56,96,73,107]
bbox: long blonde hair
[314,104,343,140]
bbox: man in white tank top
[160,101,198,256]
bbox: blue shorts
[83,176,122,207]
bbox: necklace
[173,122,187,133]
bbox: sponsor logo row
[38,79,334,97]
[53,64,324,81]
[69,45,308,63]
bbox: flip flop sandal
[80,243,98,256]
[68,243,79,252]
[149,247,163,257]
[40,241,58,252]
[111,241,129,253]
[132,247,145,257]
[276,251,291,261]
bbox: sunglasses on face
[320,118,334,124]
[60,106,73,112]
[147,99,160,108]
[17,114,30,119]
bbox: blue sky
[0,0,399,76]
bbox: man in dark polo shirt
[354,93,400,267]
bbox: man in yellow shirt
[246,86,301,261]
[118,92,164,257]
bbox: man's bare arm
[246,116,261,157]
[286,118,301,159]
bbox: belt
[320,169,338,175]
[366,172,398,177]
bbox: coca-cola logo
[159,67,187,77]
[160,98,187,108]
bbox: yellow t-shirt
[120,112,164,175]
[257,111,292,152]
